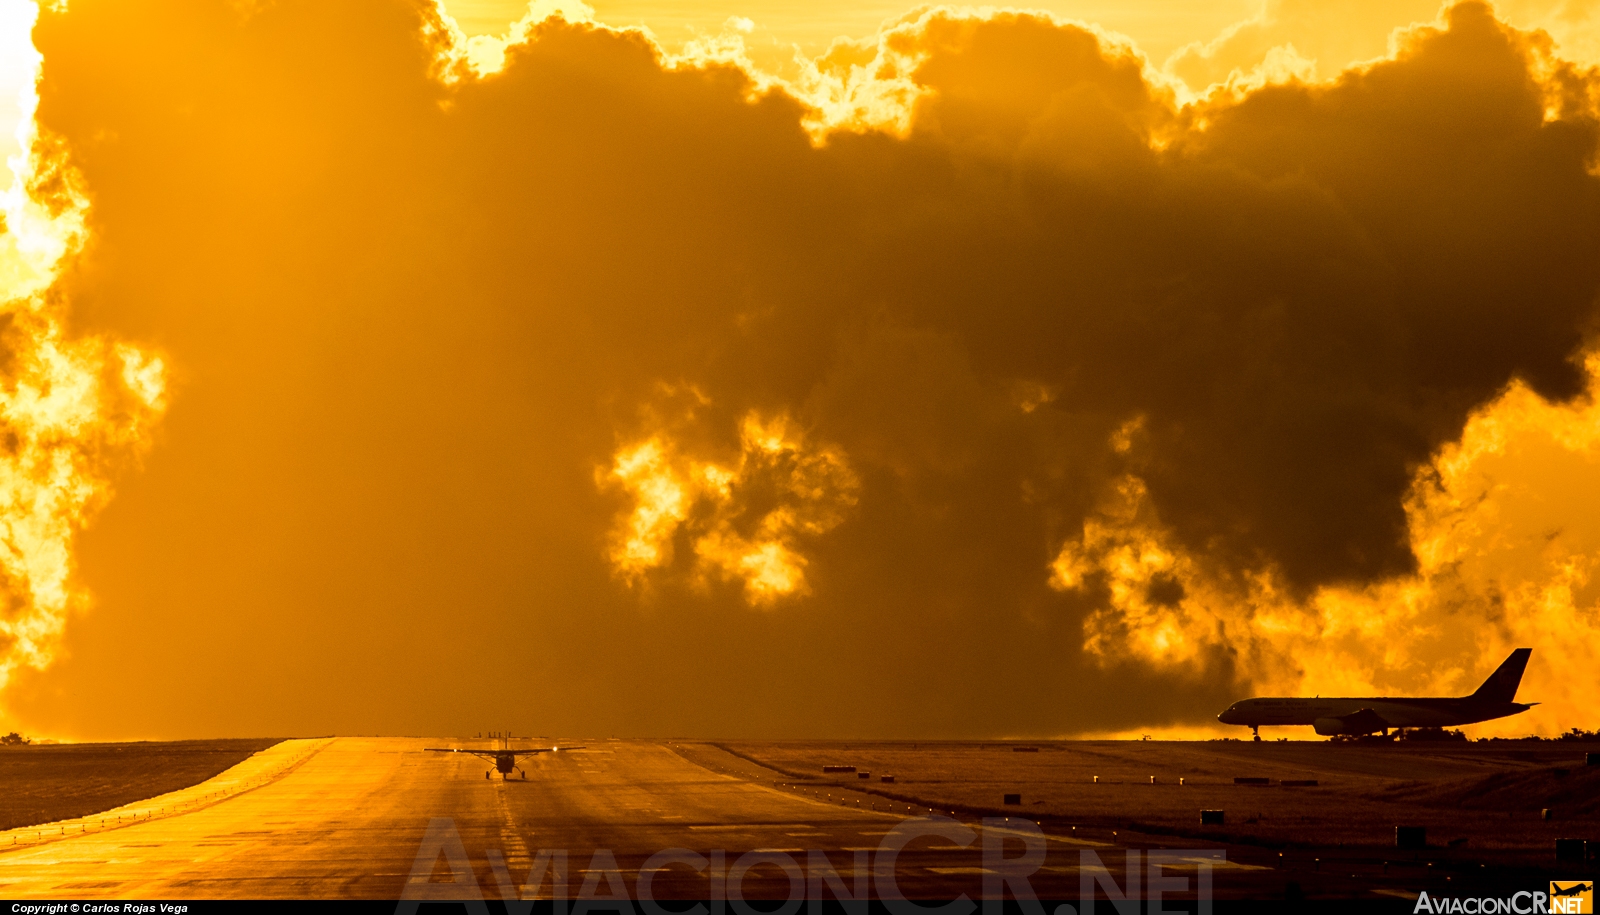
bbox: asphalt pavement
[0,737,1330,902]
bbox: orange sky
[1,0,1600,741]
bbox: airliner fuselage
[1217,696,1534,733]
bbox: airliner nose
[1217,703,1240,725]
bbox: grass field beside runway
[720,739,1600,863]
[0,738,282,829]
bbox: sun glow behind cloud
[0,0,168,711]
[437,0,1600,121]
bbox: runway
[0,738,1350,901]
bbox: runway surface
[0,737,1432,901]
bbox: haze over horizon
[0,0,1599,742]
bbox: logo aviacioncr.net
[1551,881,1594,915]
[1414,884,1592,914]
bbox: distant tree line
[0,731,31,746]
[1476,727,1600,743]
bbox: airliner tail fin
[1470,648,1532,703]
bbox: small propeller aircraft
[425,732,585,780]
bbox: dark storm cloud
[15,0,1600,736]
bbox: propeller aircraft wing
[424,746,585,762]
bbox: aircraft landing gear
[485,771,491,779]
[518,769,526,780]
[1251,726,1261,743]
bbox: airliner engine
[1313,708,1390,736]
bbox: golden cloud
[602,405,858,605]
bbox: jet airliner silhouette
[1218,649,1536,740]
